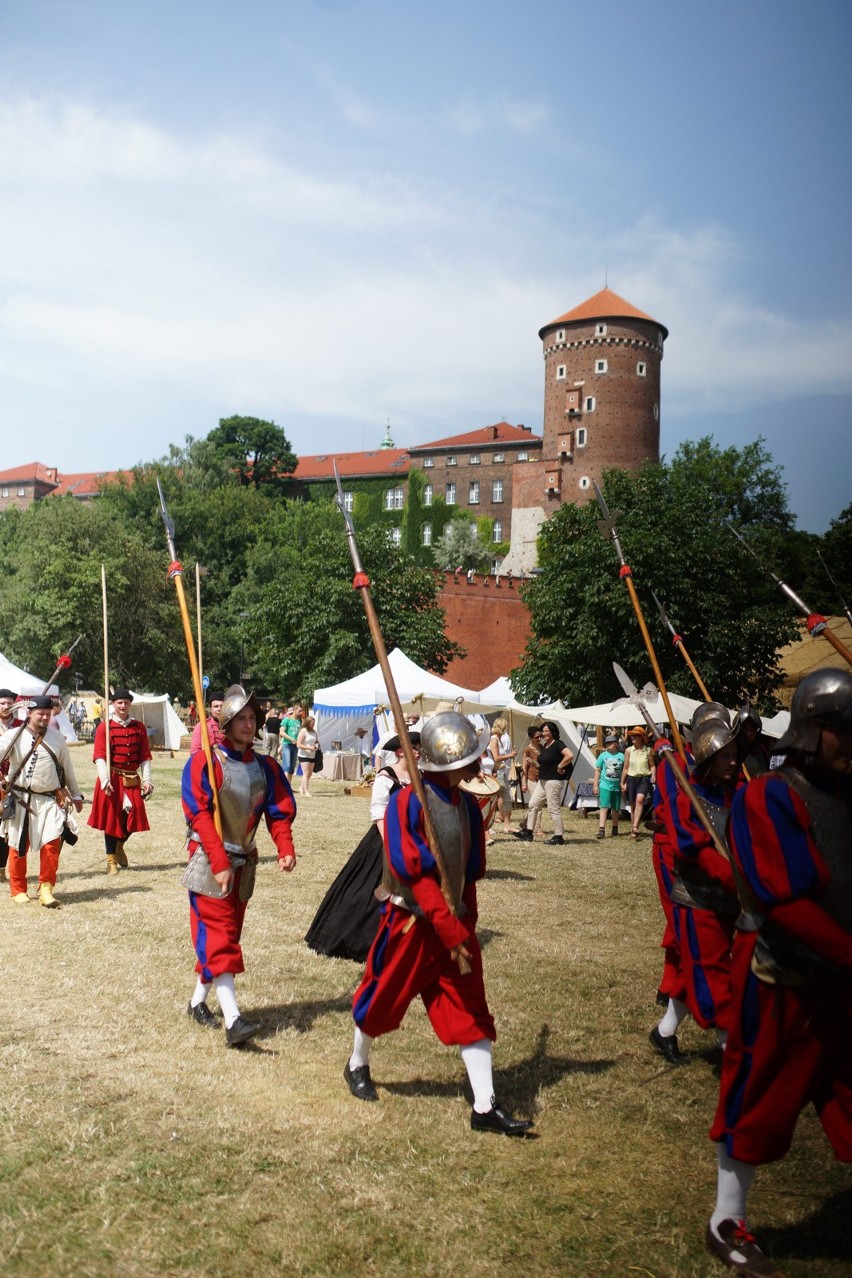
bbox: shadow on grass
[383,1024,614,1118]
[761,1185,852,1265]
[484,869,536,882]
[254,994,354,1035]
[476,927,504,950]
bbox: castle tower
[500,287,667,574]
[539,286,668,499]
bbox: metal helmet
[775,668,852,754]
[219,684,265,735]
[690,701,733,733]
[736,701,763,733]
[419,711,482,772]
[692,716,738,770]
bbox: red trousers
[189,867,251,980]
[652,835,686,1002]
[8,838,61,896]
[710,931,852,1165]
[353,905,496,1046]
[672,903,736,1031]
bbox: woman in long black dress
[305,732,420,962]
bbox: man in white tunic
[0,696,83,907]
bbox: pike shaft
[101,565,111,775]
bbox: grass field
[1,749,848,1278]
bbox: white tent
[476,676,515,706]
[129,692,187,750]
[559,691,702,729]
[0,651,59,696]
[312,648,480,752]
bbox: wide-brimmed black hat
[112,688,134,702]
[382,731,421,753]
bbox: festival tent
[0,651,60,696]
[128,692,187,750]
[476,676,515,707]
[312,648,481,752]
[558,690,702,729]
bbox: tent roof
[558,691,702,728]
[778,617,851,703]
[314,648,479,712]
[0,651,59,696]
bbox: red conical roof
[540,287,667,339]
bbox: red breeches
[8,838,61,895]
[189,871,251,980]
[672,903,736,1031]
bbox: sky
[1,0,850,532]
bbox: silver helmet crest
[219,684,264,735]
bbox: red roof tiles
[540,287,668,339]
[410,421,539,452]
[293,449,410,481]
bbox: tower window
[556,329,565,341]
[423,457,434,468]
[579,476,591,490]
[423,484,433,506]
[446,483,456,505]
[637,362,647,377]
[576,428,587,447]
[469,481,480,504]
[595,359,608,374]
[492,479,503,502]
[595,323,607,337]
[584,397,596,413]
[556,365,566,380]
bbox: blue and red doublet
[650,778,685,1002]
[88,718,152,838]
[659,756,737,1031]
[181,744,296,979]
[352,778,496,1046]
[710,772,852,1165]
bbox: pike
[101,565,111,779]
[650,590,712,702]
[0,634,82,769]
[333,460,471,973]
[726,522,852,668]
[593,482,686,757]
[611,663,730,862]
[817,549,852,629]
[156,480,223,840]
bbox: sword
[611,662,729,862]
[650,590,712,702]
[726,523,852,667]
[334,461,471,973]
[594,482,685,756]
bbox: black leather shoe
[344,1061,378,1102]
[513,828,533,841]
[649,1025,684,1064]
[544,835,565,845]
[705,1219,784,1276]
[187,1000,219,1028]
[225,1015,261,1047]
[471,1099,533,1136]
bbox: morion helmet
[419,712,482,772]
[775,669,852,754]
[736,702,763,733]
[219,684,265,736]
[690,701,733,733]
[692,716,738,770]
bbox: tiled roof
[0,461,60,486]
[410,421,540,452]
[52,471,118,497]
[540,287,668,339]
[294,449,411,481]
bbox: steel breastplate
[673,794,738,913]
[780,768,852,932]
[383,786,470,915]
[216,749,267,855]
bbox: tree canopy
[512,438,803,708]
[205,415,297,491]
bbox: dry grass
[1,750,848,1278]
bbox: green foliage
[205,415,297,490]
[434,514,492,572]
[512,437,801,708]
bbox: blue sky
[1,0,850,530]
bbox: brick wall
[438,570,532,690]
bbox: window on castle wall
[576,429,587,447]
[446,455,457,466]
[385,487,404,511]
[391,527,402,546]
[596,323,607,336]
[584,397,595,412]
[492,479,503,502]
[493,452,504,463]
[556,365,566,380]
[469,454,480,465]
[422,524,432,546]
[424,457,434,468]
[595,359,607,374]
[1,489,8,498]
[556,329,565,341]
[637,362,647,377]
[579,476,591,490]
[492,521,503,542]
[17,487,26,497]
[469,481,480,504]
[654,404,659,420]
[446,483,456,505]
[423,484,433,506]
[518,451,528,461]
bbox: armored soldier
[706,669,852,1277]
[735,702,771,778]
[181,684,297,1047]
[88,689,153,874]
[0,696,83,907]
[651,705,740,1062]
[344,712,533,1136]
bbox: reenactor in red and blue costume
[705,669,852,1277]
[181,684,297,1047]
[344,711,532,1136]
[648,737,688,1038]
[88,689,153,874]
[650,704,741,1064]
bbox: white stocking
[460,1038,495,1114]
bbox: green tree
[205,415,297,491]
[512,437,800,708]
[434,514,491,573]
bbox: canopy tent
[312,648,480,752]
[760,710,790,740]
[128,692,187,750]
[0,651,60,697]
[558,691,702,730]
[476,676,515,707]
[778,616,851,704]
